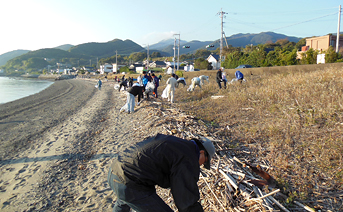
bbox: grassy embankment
[173,63,343,210]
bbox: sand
[0,79,165,211]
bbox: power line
[270,12,338,31]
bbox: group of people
[119,68,246,114]
[107,68,251,211]
[216,67,245,89]
[120,71,160,114]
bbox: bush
[175,70,184,77]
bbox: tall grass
[174,63,343,209]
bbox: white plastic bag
[161,87,168,98]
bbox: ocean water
[0,77,54,104]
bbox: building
[149,61,166,68]
[304,35,343,52]
[99,63,113,74]
[206,54,220,70]
[297,34,343,60]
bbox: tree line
[219,38,343,69]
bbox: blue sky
[0,0,341,55]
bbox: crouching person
[108,133,216,212]
[120,83,144,114]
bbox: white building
[136,67,144,74]
[64,68,73,74]
[207,54,220,70]
[99,63,113,74]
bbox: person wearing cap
[216,67,223,89]
[108,133,215,212]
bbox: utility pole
[173,37,176,73]
[173,33,180,71]
[116,50,117,73]
[147,44,149,71]
[336,5,341,53]
[218,8,227,68]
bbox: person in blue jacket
[235,70,244,83]
[96,79,102,90]
[108,133,216,212]
[142,71,152,100]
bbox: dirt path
[0,79,166,211]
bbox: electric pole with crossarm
[218,8,227,68]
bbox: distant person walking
[96,79,102,90]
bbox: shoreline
[0,78,167,211]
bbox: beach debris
[126,99,292,211]
[211,95,225,99]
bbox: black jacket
[216,70,222,83]
[127,86,143,102]
[110,134,203,212]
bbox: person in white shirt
[165,74,178,103]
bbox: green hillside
[0,50,30,66]
[1,48,91,74]
[69,39,144,57]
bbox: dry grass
[170,63,343,211]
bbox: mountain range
[0,32,302,67]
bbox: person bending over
[119,83,144,114]
[108,133,216,212]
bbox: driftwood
[118,95,310,211]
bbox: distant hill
[0,45,74,67]
[149,39,188,50]
[0,50,30,66]
[150,32,302,56]
[205,32,302,50]
[155,40,213,56]
[2,48,92,72]
[69,39,144,57]
[15,48,87,61]
[54,44,74,51]
[1,32,303,73]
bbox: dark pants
[153,86,158,98]
[217,81,222,89]
[119,85,127,91]
[108,168,173,212]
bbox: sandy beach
[0,79,167,211]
